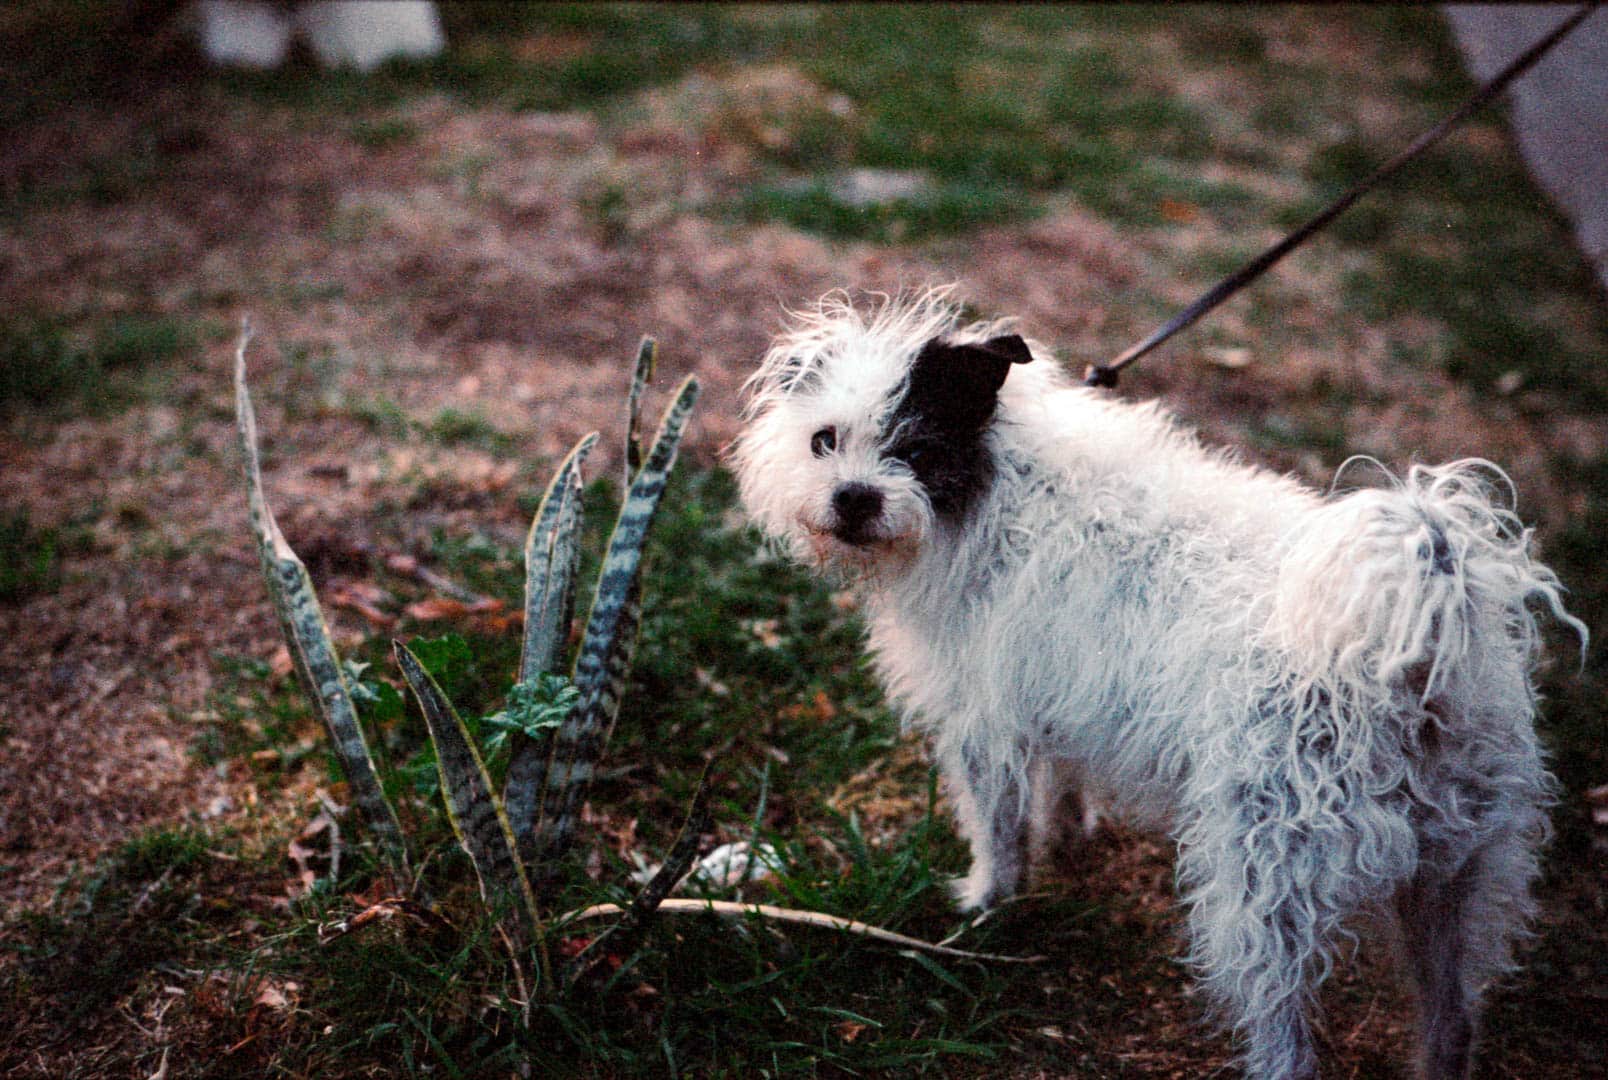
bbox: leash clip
[1082,364,1119,389]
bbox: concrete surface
[1444,4,1608,292]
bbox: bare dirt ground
[2,9,1605,1077]
[0,83,1213,907]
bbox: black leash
[1083,3,1601,390]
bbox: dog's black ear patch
[902,334,1033,433]
[970,333,1035,375]
[885,334,1031,521]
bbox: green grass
[0,314,195,415]
[0,509,63,601]
[348,117,420,151]
[5,6,1608,1076]
[2,827,238,1034]
[424,408,516,453]
[134,467,1093,1077]
[735,8,1238,238]
[736,179,1033,245]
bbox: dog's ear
[970,334,1035,380]
[903,335,1033,432]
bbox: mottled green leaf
[506,434,595,863]
[627,763,715,926]
[624,337,656,487]
[234,326,408,871]
[518,432,598,683]
[394,641,541,960]
[567,762,714,977]
[533,373,700,867]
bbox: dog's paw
[949,869,1005,913]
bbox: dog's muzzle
[830,482,885,546]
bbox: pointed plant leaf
[528,578,642,877]
[625,337,656,487]
[393,642,541,962]
[519,432,598,683]
[567,763,715,978]
[506,433,596,862]
[627,763,715,926]
[235,327,408,872]
[533,373,699,867]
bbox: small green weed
[0,314,194,415]
[348,117,420,150]
[347,395,413,439]
[0,509,63,601]
[425,407,515,452]
[736,179,1031,243]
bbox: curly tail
[1269,459,1586,698]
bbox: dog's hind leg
[1025,755,1062,875]
[1178,800,1348,1080]
[1397,822,1544,1080]
[1396,866,1477,1080]
[1189,886,1324,1079]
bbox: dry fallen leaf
[1158,197,1199,223]
[253,978,299,1011]
[284,804,340,901]
[744,618,783,649]
[328,580,398,630]
[1586,783,1608,827]
[386,553,420,574]
[318,897,456,944]
[834,1019,869,1042]
[1201,347,1253,371]
[404,596,506,622]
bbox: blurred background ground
[1,5,1605,1077]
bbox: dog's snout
[832,482,884,539]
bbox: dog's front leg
[942,738,1027,912]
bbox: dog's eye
[810,426,838,457]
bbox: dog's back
[735,290,1585,1079]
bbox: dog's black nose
[832,482,884,541]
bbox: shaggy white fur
[730,288,1586,1080]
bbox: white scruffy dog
[730,288,1584,1080]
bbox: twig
[386,552,499,607]
[314,789,344,887]
[317,896,455,945]
[557,898,1045,964]
[130,866,177,916]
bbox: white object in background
[195,0,294,70]
[630,842,784,892]
[296,2,445,73]
[195,1,444,73]
[1445,5,1608,291]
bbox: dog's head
[730,288,1034,578]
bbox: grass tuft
[0,314,194,414]
[0,509,64,601]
